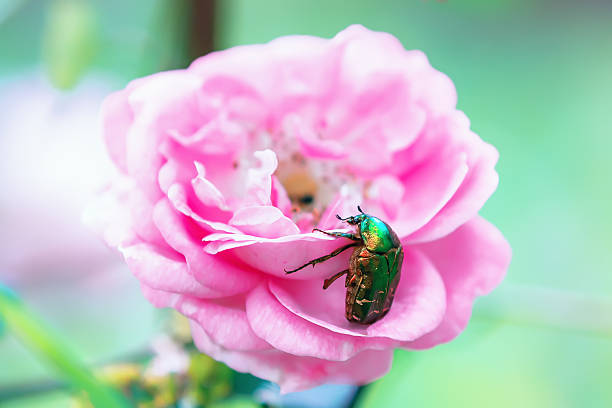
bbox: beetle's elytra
[285,206,403,324]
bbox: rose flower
[88,25,511,392]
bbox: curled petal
[100,88,132,173]
[271,176,292,217]
[122,243,223,298]
[230,206,300,238]
[189,321,393,393]
[405,216,511,349]
[243,149,278,206]
[167,183,239,234]
[83,176,138,248]
[392,151,468,238]
[284,115,348,159]
[246,284,390,361]
[203,232,353,279]
[397,111,500,243]
[366,175,405,220]
[141,286,269,351]
[269,248,446,341]
[125,71,203,200]
[407,137,500,243]
[192,162,231,211]
[152,199,261,294]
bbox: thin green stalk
[0,284,131,407]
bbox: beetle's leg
[323,269,349,289]
[312,228,360,241]
[284,243,359,274]
[346,273,358,287]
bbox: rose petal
[82,176,138,247]
[405,216,511,349]
[243,149,278,206]
[141,286,268,351]
[366,175,405,220]
[203,232,354,279]
[271,176,293,217]
[246,284,390,361]
[167,183,239,234]
[124,71,203,200]
[152,199,261,294]
[407,136,500,243]
[122,243,223,298]
[189,320,393,393]
[391,151,468,238]
[191,162,231,210]
[284,115,348,160]
[269,247,446,341]
[230,206,300,238]
[100,88,132,173]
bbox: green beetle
[285,206,403,324]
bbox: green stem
[0,285,131,407]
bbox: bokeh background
[1,0,611,407]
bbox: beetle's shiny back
[345,245,403,324]
[358,216,401,253]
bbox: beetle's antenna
[357,205,364,214]
[336,214,350,221]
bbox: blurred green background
[1,0,611,407]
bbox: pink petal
[334,25,414,85]
[344,128,393,175]
[243,149,278,206]
[141,286,268,351]
[127,188,167,246]
[124,71,203,201]
[203,232,354,279]
[405,216,511,349]
[269,247,446,341]
[411,69,457,116]
[391,150,468,238]
[392,111,500,243]
[316,193,346,230]
[229,206,300,238]
[122,244,222,298]
[366,175,405,220]
[166,183,239,234]
[192,162,229,209]
[327,74,423,153]
[271,176,292,217]
[196,75,267,125]
[82,177,138,248]
[284,115,347,159]
[189,320,393,393]
[246,284,390,361]
[407,135,500,242]
[100,89,131,173]
[170,116,247,155]
[152,199,261,294]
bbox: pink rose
[89,25,511,392]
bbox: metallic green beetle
[285,206,403,324]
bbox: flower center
[274,151,364,227]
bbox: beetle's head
[336,206,367,225]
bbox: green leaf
[42,0,98,89]
[0,284,130,407]
[208,397,261,408]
